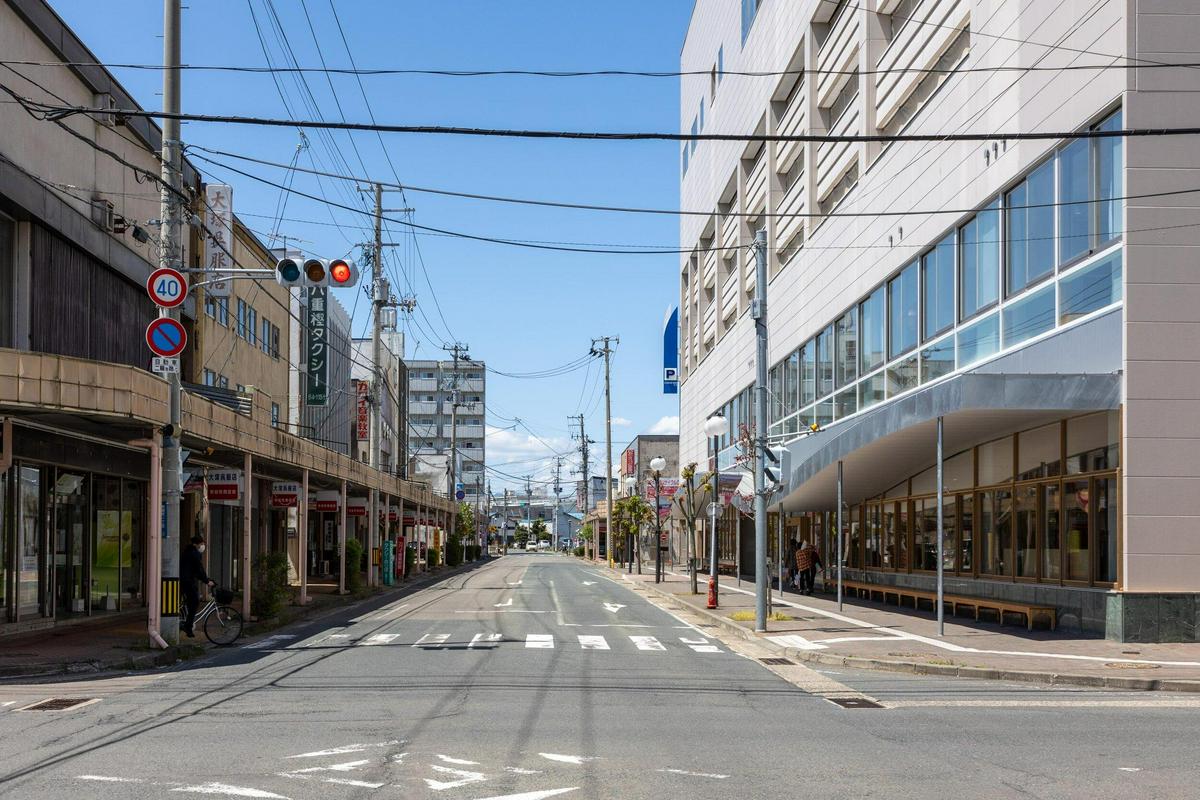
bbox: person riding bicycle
[181,534,215,638]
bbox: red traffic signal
[328,258,358,287]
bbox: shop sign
[312,490,339,512]
[621,448,636,477]
[207,470,242,502]
[644,477,680,498]
[204,184,233,298]
[347,496,368,517]
[271,481,300,508]
[183,473,204,494]
[356,381,370,441]
[388,506,400,522]
[306,288,329,407]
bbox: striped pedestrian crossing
[288,632,725,654]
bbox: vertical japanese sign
[356,380,370,441]
[306,287,328,406]
[204,184,233,298]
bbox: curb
[0,557,496,681]
[622,573,1200,694]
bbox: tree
[674,462,711,593]
[614,494,653,573]
[457,501,475,537]
[530,518,549,543]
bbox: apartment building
[678,0,1200,641]
[407,359,486,502]
[351,330,406,474]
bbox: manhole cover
[20,698,97,712]
[1104,662,1161,670]
[827,697,884,709]
[759,657,795,666]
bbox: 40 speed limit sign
[146,267,188,309]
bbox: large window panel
[1066,411,1119,474]
[835,308,858,387]
[1064,480,1090,581]
[1058,138,1091,265]
[956,313,1000,369]
[769,366,782,424]
[978,436,1013,485]
[800,343,816,406]
[835,386,857,419]
[960,200,1000,320]
[784,351,800,417]
[886,354,918,397]
[1015,485,1037,578]
[1017,422,1062,481]
[860,285,886,373]
[1060,250,1122,324]
[817,325,834,398]
[1043,483,1061,581]
[922,232,955,340]
[1002,283,1055,348]
[1095,477,1117,584]
[1006,161,1055,296]
[1097,111,1123,243]
[959,494,974,574]
[888,261,919,358]
[919,334,955,385]
[859,372,885,410]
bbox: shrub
[573,546,585,557]
[345,538,364,591]
[251,551,290,619]
[446,535,464,567]
[404,544,417,576]
[427,547,441,568]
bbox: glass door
[17,465,46,619]
[53,472,88,616]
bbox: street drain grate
[696,624,718,628]
[20,698,97,712]
[827,698,884,710]
[759,657,795,666]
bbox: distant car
[525,541,539,551]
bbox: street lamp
[624,476,637,572]
[703,414,726,607]
[649,456,667,583]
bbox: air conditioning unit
[90,198,114,231]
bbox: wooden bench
[717,560,738,577]
[840,579,1056,632]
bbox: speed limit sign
[146,267,188,309]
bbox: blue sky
[51,0,695,494]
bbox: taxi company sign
[270,481,300,508]
[207,470,243,502]
[306,288,329,407]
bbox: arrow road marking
[577,635,609,650]
[494,598,514,607]
[285,741,402,758]
[425,764,487,791]
[602,603,625,613]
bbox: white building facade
[678,0,1200,641]
[407,359,486,503]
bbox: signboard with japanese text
[621,448,636,478]
[306,288,328,406]
[347,496,368,517]
[270,481,300,508]
[312,490,339,512]
[204,184,233,298]
[206,470,243,503]
[356,380,369,440]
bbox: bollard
[706,576,718,609]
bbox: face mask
[197,544,206,554]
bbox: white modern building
[678,0,1200,641]
[407,358,486,503]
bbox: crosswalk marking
[680,637,721,653]
[630,636,666,651]
[363,634,399,646]
[469,633,503,649]
[526,634,555,649]
[241,634,297,650]
[414,633,450,648]
[578,635,609,650]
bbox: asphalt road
[0,554,1197,800]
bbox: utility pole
[524,475,533,531]
[367,183,385,587]
[442,342,469,544]
[591,336,618,568]
[552,456,563,552]
[751,229,769,633]
[502,488,510,554]
[570,414,592,558]
[158,0,183,644]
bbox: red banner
[355,381,369,441]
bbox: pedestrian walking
[181,534,215,638]
[794,541,823,596]
[786,538,800,590]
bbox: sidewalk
[0,560,489,680]
[620,567,1200,692]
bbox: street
[0,555,1196,799]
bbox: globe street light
[649,456,667,583]
[703,414,726,608]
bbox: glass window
[945,450,973,491]
[1060,250,1122,324]
[800,343,816,406]
[859,372,885,410]
[888,261,918,358]
[915,498,936,571]
[769,366,782,424]
[1064,480,1090,581]
[919,335,955,385]
[956,312,1000,368]
[885,480,909,499]
[1043,483,1061,581]
[1058,138,1091,265]
[865,504,882,569]
[236,299,247,338]
[980,489,1012,577]
[896,501,910,571]
[859,285,886,373]
[1095,477,1117,583]
[247,307,258,345]
[1014,485,1037,578]
[835,309,858,387]
[1006,160,1055,296]
[886,354,918,397]
[785,351,800,416]
[835,387,857,419]
[922,232,955,340]
[1018,423,1062,481]
[18,465,43,615]
[959,494,974,573]
[1066,412,1119,473]
[978,436,1013,485]
[817,325,834,398]
[960,199,1000,320]
[1002,283,1055,347]
[741,0,762,42]
[814,398,834,429]
[882,503,895,569]
[1097,111,1123,243]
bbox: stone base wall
[1105,595,1200,643]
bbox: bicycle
[179,585,244,646]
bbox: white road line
[79,776,145,783]
[658,768,730,779]
[767,634,827,651]
[413,633,451,648]
[285,741,403,758]
[437,755,480,765]
[526,634,555,649]
[503,767,543,775]
[425,764,487,791]
[602,603,625,613]
[508,580,523,586]
[630,636,666,651]
[679,637,721,653]
[241,634,297,650]
[578,635,610,650]
[281,760,370,775]
[494,598,514,608]
[817,635,903,644]
[362,634,400,646]
[324,777,384,788]
[454,610,551,614]
[358,603,409,622]
[474,790,578,800]
[469,633,503,649]
[169,783,289,798]
[549,579,565,626]
[538,753,596,765]
[582,581,596,586]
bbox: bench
[717,560,738,577]
[839,579,1056,632]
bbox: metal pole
[242,452,252,617]
[777,502,784,602]
[338,480,347,594]
[936,415,945,636]
[654,473,663,583]
[837,460,844,612]
[299,468,308,604]
[369,183,383,589]
[158,0,183,645]
[600,338,616,568]
[752,228,769,633]
[709,438,719,607]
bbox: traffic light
[302,258,328,286]
[328,258,359,288]
[275,256,303,287]
[763,445,791,490]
